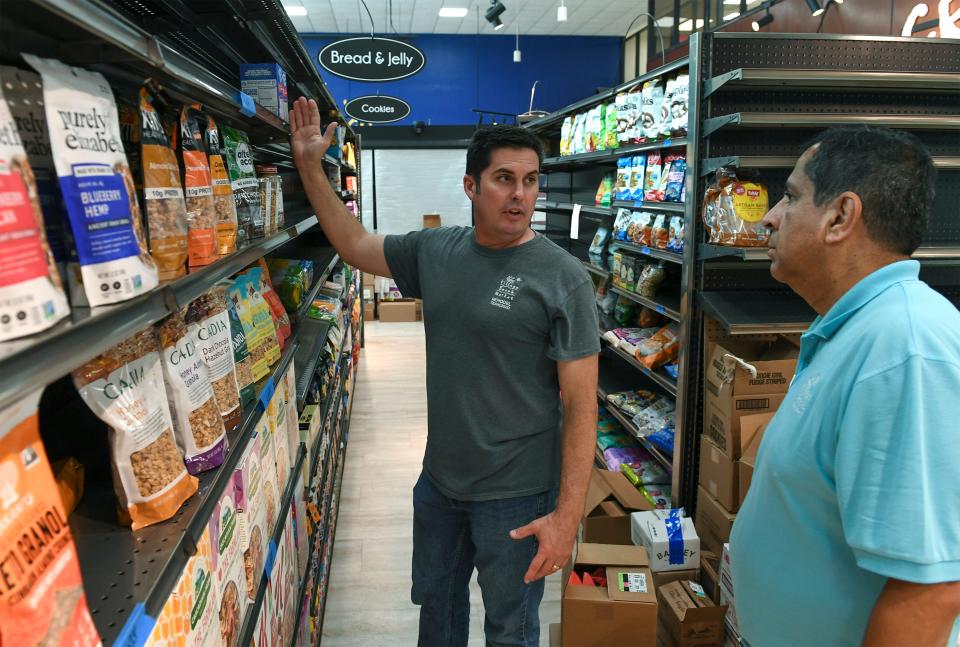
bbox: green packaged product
[604,102,618,150]
[222,279,256,406]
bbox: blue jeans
[411,472,558,647]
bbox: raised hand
[290,96,337,170]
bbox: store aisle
[322,321,562,646]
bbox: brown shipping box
[363,301,375,321]
[699,550,722,605]
[653,568,700,590]
[658,580,727,647]
[695,487,737,556]
[581,467,653,545]
[703,393,785,459]
[361,272,375,287]
[549,623,561,647]
[698,435,739,514]
[378,300,421,322]
[562,543,658,647]
[737,412,773,508]
[423,213,441,228]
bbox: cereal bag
[221,125,262,242]
[0,69,70,341]
[0,391,100,647]
[253,260,291,348]
[24,55,158,307]
[73,328,198,529]
[243,271,281,368]
[228,275,278,382]
[185,285,243,431]
[139,85,189,281]
[179,105,217,268]
[233,437,267,604]
[208,488,248,647]
[203,113,238,257]
[157,309,227,474]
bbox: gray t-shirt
[384,226,600,500]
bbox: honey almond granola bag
[179,105,217,268]
[73,328,198,529]
[24,55,158,307]
[157,309,227,474]
[202,112,238,257]
[0,391,100,647]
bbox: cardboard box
[582,468,654,544]
[635,514,701,573]
[658,580,727,647]
[653,568,700,589]
[703,393,785,459]
[562,543,658,647]
[699,550,721,605]
[423,213,441,228]
[363,302,374,321]
[362,272,375,287]
[240,63,288,121]
[549,623,561,647]
[737,412,773,507]
[378,300,420,322]
[704,339,797,402]
[698,435,739,513]
[695,487,736,556]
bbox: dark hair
[466,125,544,184]
[804,126,935,255]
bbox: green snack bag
[597,104,607,152]
[604,102,619,150]
[222,279,256,406]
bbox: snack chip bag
[604,101,618,150]
[663,156,687,203]
[612,208,632,241]
[670,73,690,135]
[615,92,631,145]
[615,157,632,201]
[660,78,676,139]
[635,323,680,369]
[559,116,573,156]
[643,153,664,202]
[640,80,663,141]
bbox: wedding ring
[552,564,560,570]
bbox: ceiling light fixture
[439,7,469,18]
[514,21,521,62]
[804,0,825,16]
[485,0,506,30]
[285,5,307,16]
[557,0,567,22]
[752,9,774,30]
[724,12,741,20]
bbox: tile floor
[321,321,562,646]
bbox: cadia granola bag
[0,391,100,647]
[0,69,69,341]
[179,105,217,268]
[73,328,198,529]
[202,113,238,257]
[139,85,188,281]
[24,55,158,306]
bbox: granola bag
[179,105,217,268]
[208,489,248,646]
[228,275,278,382]
[243,271,281,367]
[157,309,227,474]
[0,71,70,341]
[233,436,267,604]
[185,285,243,431]
[223,278,256,406]
[73,328,198,529]
[221,125,262,242]
[0,391,100,647]
[24,55,158,307]
[139,86,188,280]
[203,113,238,257]
[253,260,291,348]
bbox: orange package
[634,324,680,370]
[0,391,100,647]
[179,105,218,268]
[203,113,238,258]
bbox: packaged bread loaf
[0,68,70,341]
[157,309,227,474]
[185,285,243,431]
[203,113,238,257]
[710,167,770,247]
[0,391,100,647]
[24,55,158,307]
[73,328,198,529]
[179,105,217,268]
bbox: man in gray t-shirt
[291,97,599,647]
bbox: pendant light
[513,21,521,63]
[557,0,567,22]
[804,0,824,16]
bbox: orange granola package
[0,391,101,647]
[179,105,217,268]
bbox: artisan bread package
[185,285,243,431]
[222,125,261,243]
[708,167,770,247]
[139,85,189,281]
[0,391,100,647]
[203,113,238,257]
[24,55,158,306]
[179,105,218,268]
[73,328,198,529]
[157,309,227,474]
[0,69,70,341]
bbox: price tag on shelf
[634,201,645,208]
[235,90,257,117]
[663,138,672,147]
[641,246,652,256]
[258,377,276,411]
[570,203,582,240]
[655,305,666,315]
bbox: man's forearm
[299,166,368,265]
[862,578,960,646]
[555,397,598,523]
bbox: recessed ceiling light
[723,12,740,20]
[285,5,307,16]
[439,7,469,18]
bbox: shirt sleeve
[547,279,601,361]
[835,354,960,584]
[383,230,425,299]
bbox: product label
[61,164,139,263]
[731,182,769,222]
[618,572,648,593]
[0,168,48,285]
[195,310,234,380]
[689,582,706,597]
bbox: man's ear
[824,191,863,245]
[463,174,477,200]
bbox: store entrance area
[322,321,563,646]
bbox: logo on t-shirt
[791,373,822,416]
[490,275,523,310]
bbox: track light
[485,0,506,30]
[804,0,824,16]
[752,10,774,31]
[557,0,567,22]
[513,21,521,62]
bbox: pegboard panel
[571,167,611,206]
[705,130,960,158]
[709,90,960,119]
[712,37,960,75]
[928,171,960,245]
[702,265,792,291]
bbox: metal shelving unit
[702,112,960,137]
[609,285,681,322]
[703,68,960,97]
[701,154,960,177]
[611,200,686,213]
[610,240,685,265]
[541,138,689,169]
[597,386,673,472]
[600,334,679,397]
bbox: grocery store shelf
[597,386,673,471]
[308,351,348,481]
[580,205,615,217]
[609,240,684,265]
[702,112,960,137]
[341,162,358,176]
[609,285,681,322]
[294,318,336,408]
[73,336,301,645]
[703,68,960,97]
[582,259,611,278]
[912,246,960,260]
[699,291,816,335]
[541,138,688,169]
[700,155,960,176]
[600,334,678,396]
[611,200,686,213]
[0,215,319,413]
[295,252,341,322]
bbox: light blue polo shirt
[731,260,960,647]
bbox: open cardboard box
[658,580,727,647]
[695,487,737,556]
[632,511,701,573]
[581,467,653,545]
[699,435,739,513]
[562,543,658,647]
[737,412,774,508]
[704,339,798,403]
[703,393,785,459]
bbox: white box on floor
[634,513,700,573]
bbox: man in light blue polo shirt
[731,126,960,646]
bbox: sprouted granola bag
[73,328,198,529]
[0,69,70,341]
[24,55,158,307]
[185,285,243,431]
[221,125,261,243]
[0,391,100,647]
[203,113,238,257]
[158,309,227,474]
[139,85,188,281]
[223,278,256,406]
[179,105,217,268]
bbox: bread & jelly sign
[319,37,425,82]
